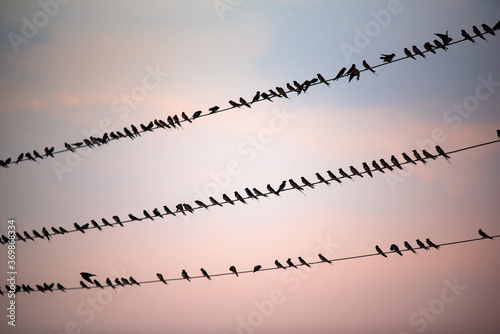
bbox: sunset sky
[1,1,499,333]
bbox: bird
[143,210,154,221]
[239,97,251,108]
[222,194,234,205]
[350,166,363,178]
[416,239,429,250]
[327,170,342,184]
[33,150,44,160]
[229,266,238,277]
[167,116,176,128]
[124,127,134,139]
[277,180,287,194]
[362,60,376,74]
[413,150,427,164]
[94,280,104,289]
[301,176,314,188]
[234,191,247,204]
[140,122,154,132]
[338,168,352,180]
[375,245,387,258]
[129,276,140,286]
[426,238,440,250]
[391,155,403,170]
[276,86,289,98]
[435,145,451,164]
[253,265,262,273]
[153,120,164,129]
[157,273,167,284]
[478,229,493,239]
[0,159,10,168]
[404,241,417,255]
[23,231,34,241]
[32,229,44,239]
[497,129,500,138]
[16,232,26,242]
[404,47,415,60]
[298,257,311,267]
[182,270,191,282]
[482,23,495,36]
[252,187,267,197]
[286,83,297,93]
[175,204,186,215]
[362,163,373,178]
[423,42,436,54]
[209,197,223,206]
[121,278,131,285]
[275,260,286,270]
[472,25,487,41]
[318,254,332,264]
[268,89,280,98]
[81,272,97,284]
[43,282,55,292]
[192,110,202,119]
[422,149,436,160]
[181,112,192,123]
[44,147,55,158]
[106,278,116,290]
[229,100,240,108]
[435,31,452,45]
[333,67,346,81]
[433,39,448,51]
[91,220,102,231]
[114,278,124,287]
[42,227,51,241]
[163,205,176,216]
[412,45,426,58]
[494,20,500,31]
[317,73,329,86]
[402,152,416,165]
[347,64,357,75]
[57,283,66,292]
[36,285,46,293]
[390,244,403,256]
[286,258,297,269]
[131,124,140,137]
[372,160,385,174]
[261,92,273,102]
[84,139,94,147]
[199,268,212,280]
[195,200,209,209]
[315,172,330,185]
[128,214,141,222]
[267,184,280,196]
[173,115,182,128]
[80,223,90,232]
[15,153,24,164]
[209,106,220,113]
[461,29,476,44]
[348,69,360,82]
[380,53,395,63]
[289,179,305,195]
[80,281,90,289]
[25,152,35,162]
[251,91,261,103]
[105,217,116,227]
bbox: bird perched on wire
[333,67,346,81]
[229,266,238,277]
[478,229,493,239]
[412,45,426,59]
[433,39,448,51]
[289,179,305,195]
[338,168,352,180]
[390,155,403,170]
[298,257,311,267]
[350,166,363,178]
[481,23,495,36]
[301,176,314,188]
[286,258,297,269]
[81,272,97,284]
[318,254,332,264]
[375,245,387,258]
[372,160,385,174]
[402,152,416,165]
[157,273,167,284]
[461,29,476,44]
[182,270,191,282]
[380,53,395,63]
[423,42,436,54]
[404,241,417,255]
[390,244,403,256]
[362,60,376,74]
[327,170,342,184]
[404,47,415,60]
[435,145,451,163]
[435,31,452,45]
[315,172,330,185]
[275,260,286,270]
[317,73,329,86]
[472,26,486,41]
[416,239,429,250]
[426,238,440,250]
[253,265,262,273]
[362,162,373,178]
[413,150,427,164]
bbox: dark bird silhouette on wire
[131,124,140,137]
[74,223,85,234]
[105,217,116,227]
[239,97,251,108]
[24,231,34,241]
[106,278,116,290]
[372,160,385,174]
[338,168,352,180]
[390,244,403,256]
[327,170,342,184]
[435,145,451,164]
[423,42,436,54]
[45,147,55,158]
[482,23,495,36]
[412,45,426,59]
[402,152,416,165]
[362,60,376,74]
[152,208,164,218]
[192,111,202,120]
[222,194,234,205]
[200,268,212,280]
[234,191,247,204]
[128,214,141,222]
[209,106,220,113]
[289,179,305,195]
[130,276,140,286]
[375,245,387,258]
[210,197,223,206]
[316,172,330,185]
[173,115,182,128]
[16,153,24,164]
[277,180,287,194]
[57,283,66,292]
[317,73,329,86]
[413,150,427,164]
[319,254,332,264]
[275,260,286,270]
[182,270,191,282]
[175,204,186,215]
[33,150,44,160]
[301,176,314,188]
[299,256,311,267]
[362,162,373,178]
[267,184,280,197]
[25,152,35,162]
[333,67,346,81]
[478,229,493,239]
[252,187,267,198]
[276,87,289,98]
[473,25,487,41]
[350,166,363,178]
[404,47,415,60]
[380,53,395,63]
[229,100,240,108]
[143,210,154,221]
[253,265,262,273]
[391,155,403,170]
[422,149,436,160]
[163,205,176,217]
[461,29,476,44]
[230,266,238,277]
[114,278,124,287]
[426,238,440,250]
[416,239,429,250]
[157,273,167,284]
[286,258,297,269]
[42,227,51,241]
[181,112,192,123]
[404,241,417,255]
[251,91,260,103]
[81,272,97,284]
[94,280,104,289]
[435,31,452,45]
[195,200,209,209]
[91,220,102,231]
[433,39,448,51]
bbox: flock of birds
[1,229,494,296]
[0,144,463,245]
[1,21,499,169]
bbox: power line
[2,137,498,245]
[4,231,498,295]
[1,22,499,169]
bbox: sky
[0,1,500,333]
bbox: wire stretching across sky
[4,231,498,295]
[2,137,499,245]
[1,21,499,168]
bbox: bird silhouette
[472,25,486,41]
[379,158,394,171]
[298,256,311,267]
[261,92,273,102]
[426,238,440,250]
[157,273,167,284]
[350,166,363,178]
[244,188,258,200]
[44,147,55,158]
[23,231,34,241]
[152,208,164,218]
[43,282,55,293]
[301,176,314,188]
[461,29,476,44]
[175,204,186,215]
[317,73,329,86]
[163,205,176,216]
[375,245,387,258]
[286,258,297,269]
[131,124,140,137]
[390,244,403,256]
[80,281,90,289]
[275,260,286,270]
[423,42,436,54]
[318,254,332,264]
[402,152,416,165]
[422,149,436,160]
[57,283,66,292]
[362,60,376,74]
[16,232,26,242]
[277,180,287,194]
[380,53,395,63]
[94,279,104,289]
[15,153,24,164]
[183,203,194,213]
[121,278,131,286]
[333,67,346,81]
[105,217,117,227]
[229,100,240,108]
[372,160,385,174]
[32,229,44,239]
[289,179,305,195]
[33,150,44,160]
[253,265,262,273]
[251,91,261,103]
[416,239,429,250]
[347,64,357,75]
[478,229,493,239]
[128,214,141,222]
[114,278,124,287]
[433,39,448,51]
[167,116,176,128]
[390,155,403,170]
[348,69,360,82]
[124,127,134,139]
[81,272,97,284]
[173,115,182,128]
[482,23,495,36]
[412,45,425,58]
[252,187,267,197]
[413,150,427,164]
[229,266,238,277]
[234,191,247,204]
[435,145,451,164]
[195,200,209,209]
[42,227,51,241]
[404,241,417,255]
[362,163,373,178]
[181,112,192,123]
[91,220,102,231]
[25,152,35,162]
[192,111,202,120]
[106,278,116,290]
[222,194,234,205]
[327,170,342,184]
[209,197,223,206]
[130,276,140,286]
[435,31,452,45]
[37,285,45,293]
[200,268,212,280]
[182,270,191,282]
[315,172,330,185]
[276,87,289,99]
[404,47,415,60]
[338,168,352,180]
[497,129,500,138]
[239,97,251,108]
[209,106,220,113]
[267,184,279,197]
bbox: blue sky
[1,1,500,333]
